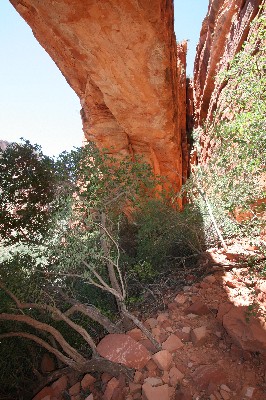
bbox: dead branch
[0,282,97,354]
[60,293,121,334]
[0,332,80,370]
[0,313,85,364]
[120,305,161,352]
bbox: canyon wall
[10,0,187,191]
[193,0,264,160]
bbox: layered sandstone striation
[194,0,263,127]
[10,0,187,191]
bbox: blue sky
[0,0,208,156]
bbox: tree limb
[0,282,97,354]
[0,313,86,365]
[0,332,80,370]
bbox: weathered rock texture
[10,0,187,191]
[194,0,263,127]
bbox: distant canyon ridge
[9,0,264,191]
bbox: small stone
[144,377,163,387]
[127,328,145,342]
[220,389,230,400]
[175,388,193,399]
[200,281,209,289]
[102,373,112,383]
[157,313,169,323]
[146,318,158,329]
[152,350,172,371]
[187,313,197,319]
[204,275,216,284]
[140,339,158,353]
[185,301,210,316]
[41,353,56,373]
[85,395,94,400]
[81,374,96,389]
[169,367,184,386]
[165,326,174,333]
[129,382,142,394]
[168,302,177,311]
[191,326,208,346]
[181,326,191,342]
[134,371,143,384]
[162,334,184,351]
[214,391,223,400]
[103,377,119,400]
[174,294,187,305]
[210,395,216,400]
[142,382,170,400]
[69,382,81,396]
[32,387,54,400]
[224,280,238,289]
[51,376,68,396]
[152,327,161,337]
[220,384,231,393]
[245,387,255,398]
[161,371,169,384]
[145,359,158,372]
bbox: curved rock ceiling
[9,0,264,188]
[9,0,187,192]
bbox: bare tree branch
[0,282,97,354]
[121,305,161,352]
[60,293,121,334]
[0,332,80,370]
[0,313,85,364]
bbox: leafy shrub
[0,140,58,244]
[134,200,205,268]
[189,9,266,245]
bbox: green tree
[0,141,162,397]
[0,140,58,243]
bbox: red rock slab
[185,300,210,316]
[97,334,151,369]
[192,365,227,391]
[222,305,266,354]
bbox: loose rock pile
[33,251,266,400]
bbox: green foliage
[0,139,58,244]
[133,200,205,268]
[189,10,266,243]
[0,139,208,397]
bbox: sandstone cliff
[194,0,263,127]
[10,0,187,192]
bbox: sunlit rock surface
[193,0,263,162]
[10,0,188,191]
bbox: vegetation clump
[0,140,203,398]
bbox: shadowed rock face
[194,0,263,127]
[10,0,187,191]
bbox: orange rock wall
[194,0,263,128]
[10,0,188,192]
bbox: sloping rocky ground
[33,245,266,400]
